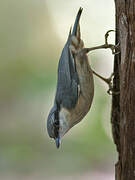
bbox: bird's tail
[72,7,83,36]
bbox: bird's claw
[106,72,114,95]
[106,72,120,95]
[109,43,120,55]
[107,88,120,95]
[105,30,114,44]
[104,30,120,55]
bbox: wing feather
[55,8,83,109]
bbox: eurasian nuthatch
[47,7,118,148]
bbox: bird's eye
[54,120,59,127]
[53,120,59,138]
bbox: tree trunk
[112,0,135,180]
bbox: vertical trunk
[112,0,135,179]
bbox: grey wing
[55,8,83,109]
[55,41,79,110]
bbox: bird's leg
[82,30,120,55]
[92,70,113,95]
[92,70,113,86]
[92,70,119,95]
[78,30,120,95]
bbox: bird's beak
[55,137,61,149]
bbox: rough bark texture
[112,0,135,180]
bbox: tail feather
[72,7,83,36]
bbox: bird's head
[47,105,70,148]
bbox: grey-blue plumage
[55,7,82,109]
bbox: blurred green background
[0,0,116,179]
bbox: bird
[47,7,118,148]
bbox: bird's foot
[104,30,120,55]
[81,30,120,55]
[105,73,120,95]
[92,70,119,95]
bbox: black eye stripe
[53,109,60,138]
[54,110,59,121]
[54,120,59,126]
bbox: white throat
[59,108,70,137]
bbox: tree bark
[112,0,135,180]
